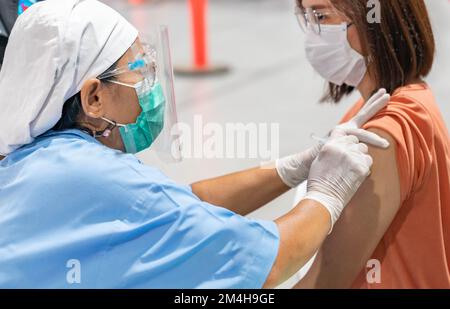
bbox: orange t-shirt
[340,83,450,288]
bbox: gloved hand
[333,88,391,147]
[303,130,373,232]
[276,88,390,188]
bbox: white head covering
[0,0,138,155]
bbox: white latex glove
[303,130,373,232]
[332,88,391,148]
[276,88,390,188]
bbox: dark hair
[52,92,84,131]
[297,0,435,103]
[52,61,119,132]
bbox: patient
[294,0,450,288]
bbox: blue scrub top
[0,130,279,288]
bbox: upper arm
[295,128,402,288]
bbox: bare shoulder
[294,128,402,288]
[355,128,401,208]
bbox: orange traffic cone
[128,0,145,5]
[175,0,229,76]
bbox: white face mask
[305,23,367,87]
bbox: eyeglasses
[98,43,157,87]
[295,6,344,35]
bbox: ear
[80,79,108,119]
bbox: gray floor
[103,0,450,250]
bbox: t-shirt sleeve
[342,95,434,203]
[96,174,280,289]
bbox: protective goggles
[98,42,157,86]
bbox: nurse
[0,0,390,288]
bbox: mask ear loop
[93,118,126,138]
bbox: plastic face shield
[98,26,182,162]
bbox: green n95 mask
[101,80,165,154]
